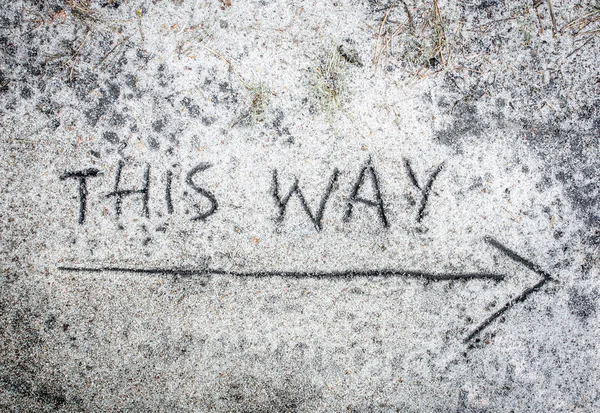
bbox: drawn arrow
[464,236,554,343]
[57,236,553,342]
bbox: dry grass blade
[95,36,129,69]
[202,43,252,91]
[62,28,92,66]
[374,22,407,67]
[373,3,395,65]
[431,0,447,66]
[533,0,545,34]
[546,0,557,34]
[579,27,600,35]
[561,6,600,35]
[66,0,99,25]
[400,0,415,32]
[60,28,92,80]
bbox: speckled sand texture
[1,0,599,411]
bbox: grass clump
[313,46,347,113]
[247,83,269,124]
[231,82,271,127]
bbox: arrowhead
[464,236,554,343]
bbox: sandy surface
[1,0,599,411]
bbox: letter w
[272,169,339,231]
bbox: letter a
[344,157,389,228]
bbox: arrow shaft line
[56,266,504,281]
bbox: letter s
[186,163,218,221]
